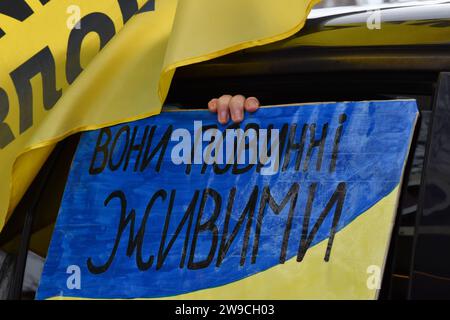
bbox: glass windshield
[316,0,438,7]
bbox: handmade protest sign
[37,100,418,300]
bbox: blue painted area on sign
[37,100,417,299]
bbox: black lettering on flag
[138,0,156,14]
[10,47,62,134]
[0,88,15,149]
[118,0,156,23]
[0,0,33,21]
[0,0,34,38]
[66,12,116,84]
[117,0,139,23]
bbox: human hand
[208,95,260,124]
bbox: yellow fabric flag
[0,0,319,232]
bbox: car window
[317,0,439,7]
[311,0,446,17]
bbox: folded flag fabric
[0,0,320,232]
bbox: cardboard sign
[37,100,418,299]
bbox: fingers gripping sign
[208,95,260,124]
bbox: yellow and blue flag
[0,0,320,233]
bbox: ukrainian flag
[0,0,320,233]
